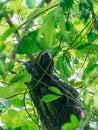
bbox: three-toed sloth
[24,52,85,130]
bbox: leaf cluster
[0,0,98,129]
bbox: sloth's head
[35,52,54,74]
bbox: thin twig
[65,19,92,51]
[4,12,20,39]
[71,23,92,49]
[5,92,26,99]
[72,43,92,85]
[0,80,12,86]
[18,3,58,31]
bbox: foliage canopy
[0,0,98,129]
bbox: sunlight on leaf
[26,0,35,8]
[62,115,80,130]
[10,74,24,83]
[16,30,41,54]
[94,91,98,109]
[49,86,62,95]
[1,27,18,42]
[41,94,60,103]
[0,98,11,108]
[38,10,55,49]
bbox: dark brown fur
[25,52,85,130]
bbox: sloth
[24,51,85,130]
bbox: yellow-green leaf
[41,94,60,103]
[49,86,62,95]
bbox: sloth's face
[35,52,54,74]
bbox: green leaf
[0,2,4,11]
[49,86,62,95]
[41,94,60,103]
[61,0,74,11]
[0,53,6,61]
[65,52,73,74]
[22,120,38,130]
[94,0,98,3]
[70,114,79,125]
[16,30,41,54]
[76,42,91,50]
[10,74,24,83]
[65,21,73,31]
[6,62,14,72]
[9,97,24,108]
[0,98,11,108]
[79,2,88,11]
[72,81,84,88]
[55,7,65,34]
[87,31,98,43]
[39,10,55,49]
[93,77,98,85]
[62,122,73,130]
[0,60,4,75]
[62,115,79,130]
[1,26,18,41]
[73,58,79,64]
[56,55,72,81]
[0,86,15,98]
[26,0,35,9]
[1,109,26,128]
[82,64,98,80]
[94,91,98,109]
[0,44,5,52]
